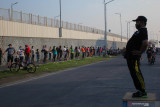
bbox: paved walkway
[0,54,160,107]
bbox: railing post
[28,14,30,23]
[38,15,40,25]
[70,23,72,30]
[80,25,82,31]
[86,26,88,32]
[31,14,33,24]
[51,19,53,27]
[29,14,33,24]
[20,11,23,23]
[66,22,68,29]
[53,19,56,27]
[78,25,79,31]
[45,17,47,26]
[8,9,12,21]
[74,24,76,30]
[44,17,45,26]
[83,26,85,32]
[57,20,59,28]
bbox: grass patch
[0,56,115,80]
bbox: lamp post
[59,0,62,37]
[126,21,132,41]
[11,2,18,21]
[115,13,122,42]
[158,31,160,47]
[156,31,160,47]
[11,2,18,11]
[104,0,114,47]
[126,21,129,41]
[156,33,159,47]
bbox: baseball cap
[132,16,147,22]
[8,44,12,46]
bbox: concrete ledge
[123,92,156,101]
[122,92,157,107]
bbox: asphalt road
[0,54,160,107]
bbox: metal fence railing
[22,13,30,24]
[0,8,127,40]
[0,8,107,35]
[0,8,10,21]
[12,11,21,22]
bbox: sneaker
[132,91,147,98]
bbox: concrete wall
[0,20,127,42]
[0,20,127,51]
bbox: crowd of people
[0,44,121,67]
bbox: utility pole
[115,13,122,42]
[104,0,114,48]
[11,2,18,21]
[59,0,62,37]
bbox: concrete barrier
[122,92,158,107]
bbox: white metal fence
[0,8,105,35]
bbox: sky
[0,0,160,40]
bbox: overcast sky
[0,0,160,40]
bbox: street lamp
[11,2,18,11]
[156,33,159,47]
[115,13,122,42]
[11,2,18,21]
[59,0,62,37]
[104,0,114,47]
[126,21,132,41]
[158,31,160,47]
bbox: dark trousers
[31,55,34,63]
[43,54,47,63]
[20,56,24,66]
[71,53,74,59]
[75,52,78,58]
[82,52,85,59]
[64,53,67,60]
[0,55,1,65]
[37,55,40,63]
[87,52,89,57]
[49,53,51,60]
[126,57,146,92]
[53,55,56,62]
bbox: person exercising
[125,16,148,98]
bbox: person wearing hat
[0,48,2,65]
[125,16,148,98]
[3,44,15,68]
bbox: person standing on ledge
[125,16,148,98]
[0,48,2,65]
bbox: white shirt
[63,48,66,52]
[19,49,24,57]
[31,49,35,55]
